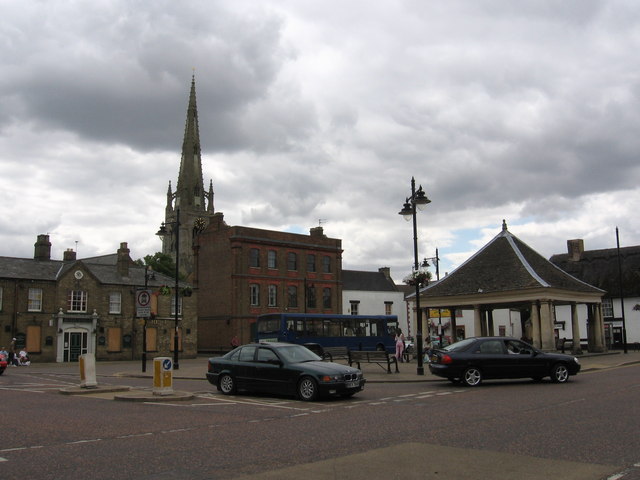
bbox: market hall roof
[418,220,604,309]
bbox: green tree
[137,252,177,279]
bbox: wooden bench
[348,350,399,374]
[322,346,350,362]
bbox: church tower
[160,74,215,280]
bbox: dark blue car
[207,342,365,401]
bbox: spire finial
[502,219,508,232]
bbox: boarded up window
[26,325,41,353]
[146,327,158,352]
[108,327,122,352]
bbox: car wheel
[550,363,569,383]
[461,367,482,387]
[218,374,236,394]
[297,376,319,401]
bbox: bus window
[294,318,305,338]
[307,319,323,337]
[328,318,342,337]
[256,313,398,353]
[258,318,281,333]
[370,320,380,337]
[343,318,355,336]
[354,320,368,337]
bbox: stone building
[0,235,197,362]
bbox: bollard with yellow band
[153,357,174,396]
[79,353,98,389]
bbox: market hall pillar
[592,303,606,353]
[540,300,555,351]
[570,303,582,355]
[473,305,483,337]
[487,309,495,336]
[530,302,541,349]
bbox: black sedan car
[428,337,581,386]
[206,342,366,401]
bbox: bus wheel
[376,344,385,351]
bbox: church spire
[160,74,215,280]
[176,73,205,211]
[207,179,214,213]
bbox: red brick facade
[195,213,343,351]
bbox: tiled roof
[422,222,603,298]
[0,256,181,287]
[342,270,398,292]
[550,245,640,297]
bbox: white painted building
[342,268,408,335]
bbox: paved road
[1,353,639,480]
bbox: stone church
[163,77,344,352]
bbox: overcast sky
[2,0,639,283]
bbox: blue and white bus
[255,313,399,352]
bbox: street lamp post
[141,265,155,373]
[156,208,181,370]
[422,250,441,346]
[399,177,431,375]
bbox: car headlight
[573,357,580,364]
[320,375,341,383]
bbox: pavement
[8,350,640,401]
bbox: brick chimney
[117,242,131,277]
[567,239,584,261]
[310,226,325,238]
[63,249,77,261]
[378,267,392,282]
[34,234,51,261]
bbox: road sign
[136,289,152,318]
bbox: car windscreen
[443,338,476,352]
[277,345,322,363]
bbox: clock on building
[194,217,207,233]
[74,270,84,279]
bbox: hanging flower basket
[403,270,432,287]
[159,285,171,296]
[181,286,193,297]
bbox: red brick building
[195,213,343,351]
